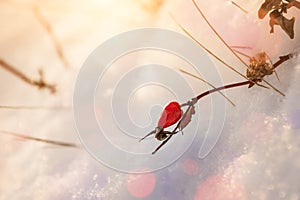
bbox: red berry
[157,101,182,129]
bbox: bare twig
[0,130,80,148]
[0,105,70,110]
[195,53,294,101]
[178,68,236,106]
[0,59,56,93]
[33,6,70,69]
[230,46,252,50]
[231,1,248,14]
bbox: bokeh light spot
[194,174,248,200]
[126,173,156,198]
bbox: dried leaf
[269,10,295,39]
[179,105,196,131]
[258,0,282,19]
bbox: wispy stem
[0,105,70,110]
[0,130,80,148]
[0,59,56,93]
[231,1,248,14]
[33,6,70,69]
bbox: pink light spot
[194,174,248,200]
[182,159,199,175]
[126,173,156,198]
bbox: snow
[0,0,299,199]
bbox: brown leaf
[269,10,295,39]
[258,0,282,19]
[179,105,196,131]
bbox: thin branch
[230,45,252,50]
[263,79,285,96]
[196,80,249,100]
[33,6,70,69]
[0,130,80,148]
[232,49,252,59]
[195,53,294,100]
[173,18,252,82]
[0,59,56,93]
[178,68,236,106]
[231,1,248,14]
[170,14,262,89]
[275,53,294,68]
[192,0,249,68]
[0,105,70,110]
[152,134,173,154]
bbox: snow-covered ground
[0,0,299,199]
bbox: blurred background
[0,0,299,199]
